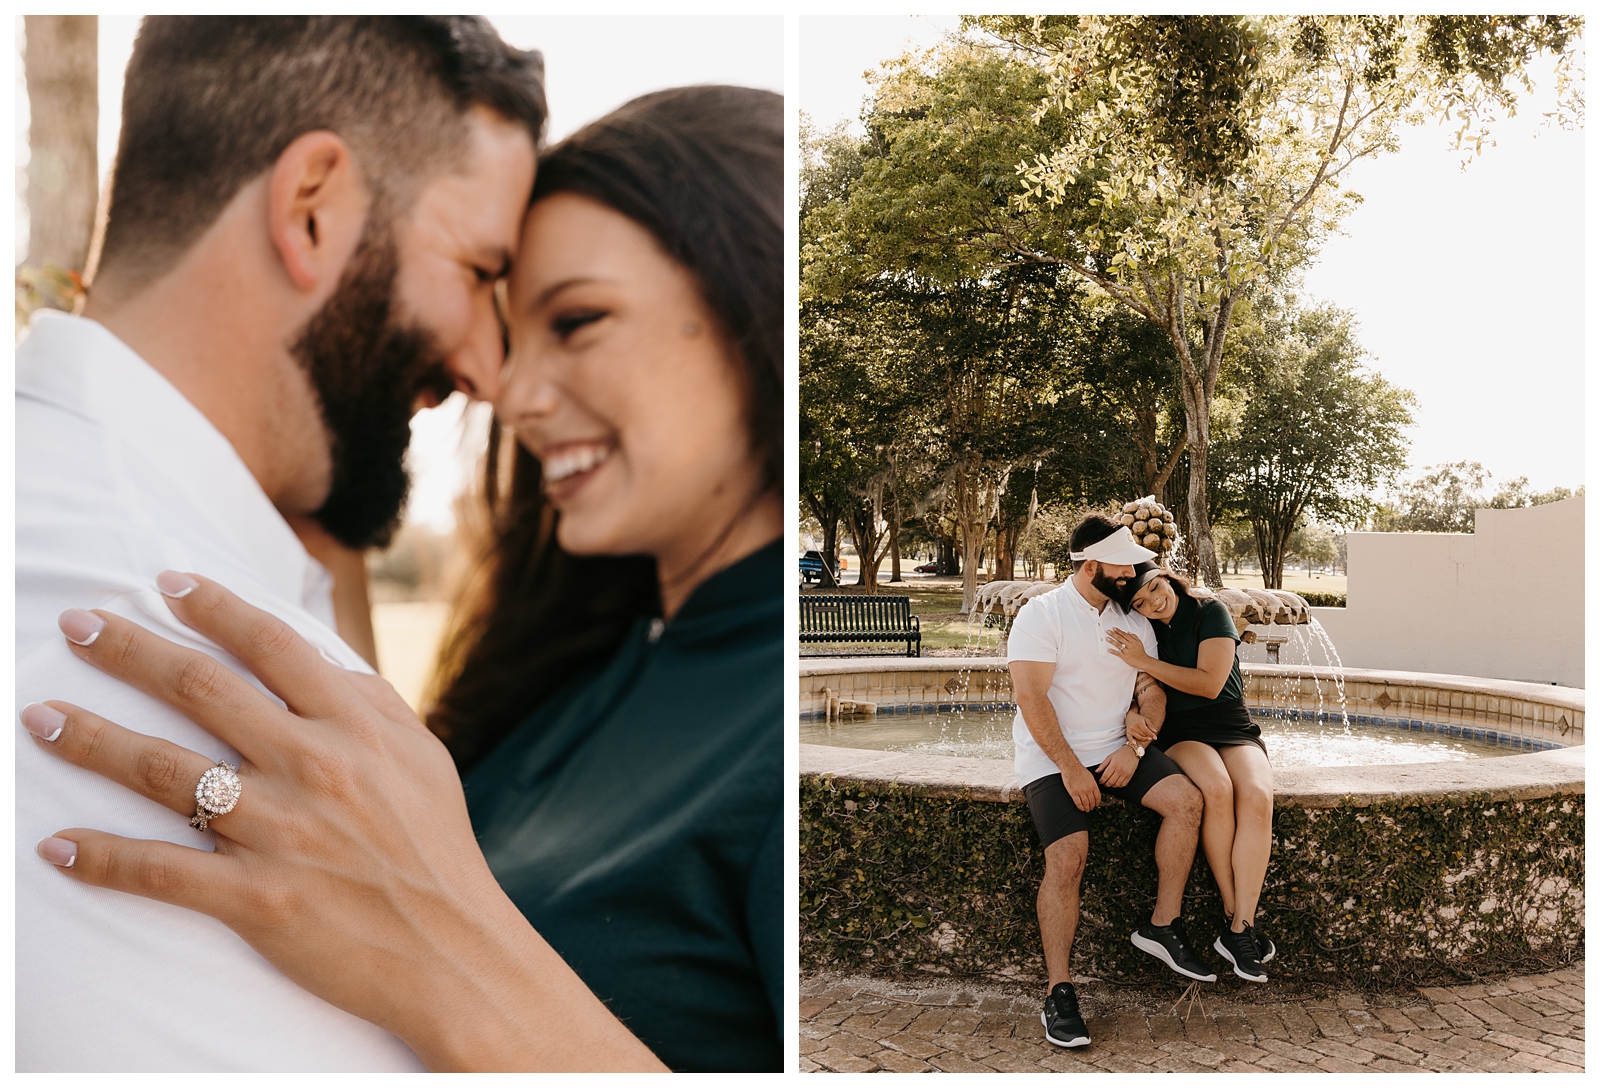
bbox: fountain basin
[803,705,1541,767]
[799,658,1584,981]
[801,659,1583,756]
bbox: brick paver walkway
[800,963,1584,1073]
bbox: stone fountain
[1194,586,1309,663]
[973,579,1312,662]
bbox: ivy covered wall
[801,775,1584,984]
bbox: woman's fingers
[58,607,293,762]
[343,670,431,733]
[37,827,243,921]
[22,701,244,826]
[152,572,357,721]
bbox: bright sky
[21,12,783,532]
[798,14,1587,496]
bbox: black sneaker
[1214,925,1268,982]
[1041,982,1090,1048]
[1247,920,1276,963]
[1131,918,1217,982]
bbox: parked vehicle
[913,562,940,574]
[798,550,837,584]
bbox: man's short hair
[95,16,546,289]
[1069,513,1123,560]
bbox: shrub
[800,777,1583,985]
[1299,590,1347,607]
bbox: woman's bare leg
[1218,743,1274,930]
[1161,741,1236,919]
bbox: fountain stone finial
[1191,586,1311,663]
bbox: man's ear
[267,131,369,292]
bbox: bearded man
[15,16,543,1071]
[1007,513,1212,1050]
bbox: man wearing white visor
[1007,514,1211,1050]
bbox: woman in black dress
[1106,563,1276,983]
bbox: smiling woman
[500,193,771,597]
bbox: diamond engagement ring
[190,761,242,831]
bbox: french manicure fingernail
[157,570,199,598]
[20,703,67,743]
[36,837,77,868]
[59,609,106,646]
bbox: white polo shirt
[15,312,425,1071]
[1007,579,1159,786]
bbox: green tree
[897,268,1084,611]
[1375,462,1585,532]
[1213,519,1258,574]
[1286,520,1338,572]
[1078,306,1186,499]
[1217,301,1413,588]
[799,116,872,582]
[961,14,1583,584]
[801,282,921,592]
[1377,461,1491,532]
[802,60,1171,605]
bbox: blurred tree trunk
[24,15,98,279]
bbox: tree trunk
[958,518,984,613]
[937,530,960,576]
[24,16,99,277]
[994,522,1018,581]
[1253,520,1288,590]
[846,502,890,593]
[1152,435,1187,498]
[887,491,902,582]
[821,522,838,571]
[1178,378,1224,588]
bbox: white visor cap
[1069,525,1158,566]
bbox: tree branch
[1265,76,1355,255]
[1152,433,1189,494]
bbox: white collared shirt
[15,312,424,1071]
[1006,579,1159,785]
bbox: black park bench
[799,594,921,657]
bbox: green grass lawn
[1223,571,1347,596]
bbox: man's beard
[289,228,455,550]
[1091,566,1135,609]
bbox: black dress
[1150,594,1267,756]
[464,542,782,1072]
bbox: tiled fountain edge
[800,657,1584,710]
[800,660,1585,808]
[800,659,1584,744]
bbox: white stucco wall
[1236,496,1584,688]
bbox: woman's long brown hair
[425,86,781,772]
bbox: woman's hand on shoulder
[28,573,664,1071]
[1105,627,1154,669]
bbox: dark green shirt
[464,542,782,1072]
[1153,594,1245,715]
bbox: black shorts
[1023,746,1187,848]
[1153,697,1268,757]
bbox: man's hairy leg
[1038,831,1088,987]
[1139,775,1202,926]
